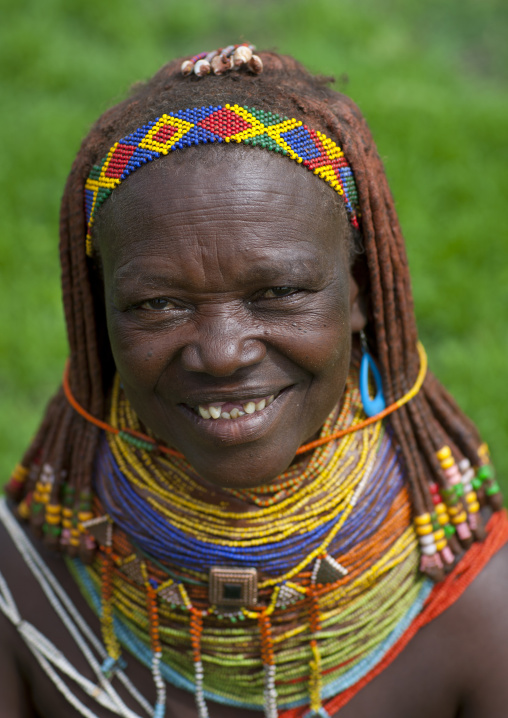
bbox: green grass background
[1,0,507,489]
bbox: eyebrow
[113,270,174,287]
[114,259,323,286]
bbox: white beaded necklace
[0,498,154,718]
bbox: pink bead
[84,535,96,550]
[456,522,472,540]
[420,552,443,573]
[468,513,478,530]
[444,465,461,483]
[440,546,455,565]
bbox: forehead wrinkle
[109,199,336,260]
[111,193,331,238]
[96,148,351,285]
[112,236,329,294]
[105,154,342,228]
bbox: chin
[181,442,301,490]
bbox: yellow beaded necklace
[71,368,425,718]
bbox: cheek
[280,317,351,440]
[278,295,351,375]
[106,312,170,389]
[278,329,348,378]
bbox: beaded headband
[84,103,360,256]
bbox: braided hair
[7,51,501,578]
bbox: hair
[8,51,499,575]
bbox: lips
[175,386,294,446]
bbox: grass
[1,0,507,489]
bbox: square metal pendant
[209,567,258,608]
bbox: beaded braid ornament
[84,103,360,256]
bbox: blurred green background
[1,0,507,490]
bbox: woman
[1,46,508,718]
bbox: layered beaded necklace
[69,369,429,718]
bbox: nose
[180,310,267,377]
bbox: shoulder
[432,534,508,716]
[334,524,508,718]
[441,521,508,644]
[454,537,508,641]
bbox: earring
[359,330,386,417]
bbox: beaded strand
[259,610,278,718]
[307,587,323,716]
[190,608,209,718]
[100,543,123,675]
[60,343,428,463]
[144,568,166,718]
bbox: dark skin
[1,150,508,717]
[97,149,363,488]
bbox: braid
[7,51,500,575]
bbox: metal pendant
[209,567,258,608]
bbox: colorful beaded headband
[84,103,360,256]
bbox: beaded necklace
[70,369,429,718]
[4,497,508,718]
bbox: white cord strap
[0,498,152,718]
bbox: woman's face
[96,148,362,488]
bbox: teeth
[196,395,277,420]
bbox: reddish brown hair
[9,52,498,576]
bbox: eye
[139,297,176,311]
[262,286,299,299]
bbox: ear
[349,271,367,333]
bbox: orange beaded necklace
[62,341,427,457]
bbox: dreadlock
[6,51,502,578]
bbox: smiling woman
[96,149,358,487]
[1,47,508,718]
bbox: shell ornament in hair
[181,43,262,77]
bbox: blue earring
[359,330,386,417]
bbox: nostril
[180,337,266,376]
